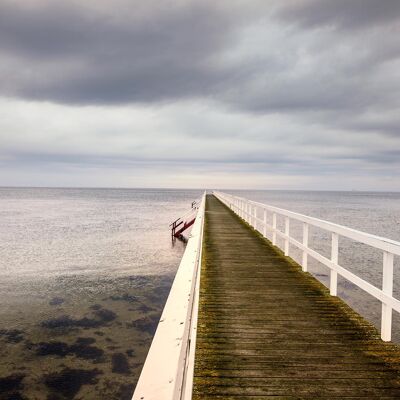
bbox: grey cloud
[0,153,335,180]
[275,0,400,31]
[0,1,232,59]
[2,147,302,167]
[0,0,399,117]
[5,129,397,173]
[346,118,400,138]
[0,0,240,103]
[0,0,399,146]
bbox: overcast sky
[0,0,399,190]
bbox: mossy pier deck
[133,192,400,400]
[193,195,400,399]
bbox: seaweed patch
[126,349,135,357]
[126,315,159,335]
[116,383,135,400]
[137,303,154,313]
[144,290,169,304]
[49,297,65,306]
[0,329,24,343]
[93,308,116,322]
[75,337,96,345]
[0,373,25,394]
[36,338,104,361]
[111,353,130,374]
[41,307,117,330]
[43,367,101,398]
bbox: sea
[0,188,399,399]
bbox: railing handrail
[169,204,199,227]
[132,192,206,400]
[215,191,400,256]
[214,191,399,342]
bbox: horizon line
[0,186,399,194]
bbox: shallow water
[0,188,202,400]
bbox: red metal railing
[170,201,199,240]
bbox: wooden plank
[193,195,400,399]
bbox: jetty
[133,192,400,399]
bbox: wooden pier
[193,195,400,399]
[133,193,400,400]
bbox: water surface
[1,188,399,399]
[0,188,202,400]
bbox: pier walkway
[193,195,400,399]
[133,193,400,400]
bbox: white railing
[214,191,400,342]
[132,193,206,400]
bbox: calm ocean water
[0,188,202,400]
[0,188,399,399]
[0,188,204,281]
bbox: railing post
[272,213,277,245]
[284,217,290,256]
[249,203,251,223]
[253,205,257,230]
[381,251,394,341]
[263,208,267,238]
[302,223,308,272]
[330,233,339,296]
[249,202,251,224]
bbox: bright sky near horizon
[0,0,399,190]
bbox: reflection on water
[0,188,202,399]
[0,188,202,279]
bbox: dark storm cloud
[0,0,399,120]
[0,0,240,103]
